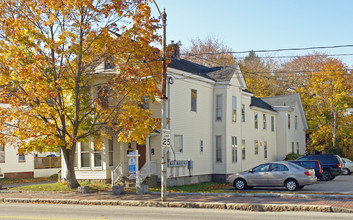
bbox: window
[254,140,259,155]
[138,97,149,110]
[191,89,197,112]
[263,114,267,130]
[296,142,299,154]
[288,114,291,129]
[19,153,25,162]
[104,56,114,70]
[270,164,288,172]
[0,145,4,163]
[94,148,102,167]
[108,139,114,167]
[264,141,268,159]
[98,86,109,108]
[216,136,222,162]
[271,116,275,132]
[253,163,270,172]
[174,135,183,153]
[254,112,258,129]
[232,96,237,123]
[200,140,204,153]
[291,142,294,153]
[232,136,237,163]
[241,104,245,122]
[216,95,222,121]
[242,139,246,160]
[295,115,298,129]
[81,142,90,168]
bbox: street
[0,203,352,220]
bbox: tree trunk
[62,146,80,189]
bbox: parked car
[288,160,323,180]
[341,158,353,175]
[227,161,317,191]
[296,154,343,181]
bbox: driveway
[229,175,353,194]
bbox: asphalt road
[228,174,353,193]
[0,203,352,220]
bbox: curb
[1,197,352,213]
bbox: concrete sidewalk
[1,189,353,213]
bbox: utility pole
[152,0,168,202]
[160,9,168,202]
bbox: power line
[181,44,353,56]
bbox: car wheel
[321,170,332,181]
[342,168,351,175]
[234,178,247,190]
[285,179,298,191]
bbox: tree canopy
[0,0,161,188]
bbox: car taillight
[304,171,311,176]
[318,162,322,173]
[337,163,341,168]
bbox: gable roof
[250,97,276,112]
[261,93,298,108]
[205,65,237,82]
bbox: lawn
[150,182,233,193]
[0,177,57,185]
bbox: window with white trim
[19,153,25,162]
[108,139,114,167]
[242,139,246,160]
[241,104,246,122]
[216,136,222,163]
[263,114,267,130]
[200,140,204,153]
[264,141,268,159]
[271,116,275,132]
[288,114,291,129]
[94,147,102,167]
[81,142,90,168]
[216,95,222,121]
[232,136,237,163]
[254,140,259,155]
[295,115,298,129]
[254,112,258,129]
[191,89,197,112]
[232,96,237,123]
[0,145,4,163]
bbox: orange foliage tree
[0,0,161,188]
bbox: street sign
[162,129,171,148]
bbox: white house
[0,104,61,179]
[61,44,308,186]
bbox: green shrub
[284,152,301,161]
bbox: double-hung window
[216,136,222,162]
[263,114,267,130]
[254,112,258,129]
[264,141,268,159]
[271,116,275,132]
[232,96,237,123]
[81,142,90,168]
[216,95,222,121]
[231,136,237,163]
[0,145,4,163]
[254,140,259,155]
[241,104,245,122]
[191,89,197,112]
[288,114,291,129]
[242,140,246,160]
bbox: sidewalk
[1,189,353,213]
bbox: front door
[136,144,146,170]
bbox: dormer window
[104,56,115,70]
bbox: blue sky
[151,0,353,66]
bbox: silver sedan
[227,161,317,191]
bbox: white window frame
[288,114,291,129]
[200,140,204,153]
[242,139,246,160]
[191,89,197,112]
[241,104,245,122]
[271,116,275,132]
[108,139,114,167]
[254,112,258,129]
[295,115,298,129]
[216,95,222,121]
[0,145,4,163]
[264,141,268,159]
[216,136,222,163]
[80,141,90,168]
[232,96,237,123]
[232,136,237,163]
[254,140,259,155]
[263,114,267,130]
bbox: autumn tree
[239,51,287,97]
[0,0,161,188]
[284,54,353,155]
[181,35,236,67]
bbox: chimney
[168,40,182,59]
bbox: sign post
[127,150,140,189]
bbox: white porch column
[146,136,151,177]
[120,142,125,175]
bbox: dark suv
[289,160,323,180]
[296,154,343,181]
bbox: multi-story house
[61,44,308,186]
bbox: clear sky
[151,0,353,67]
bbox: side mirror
[248,169,253,173]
